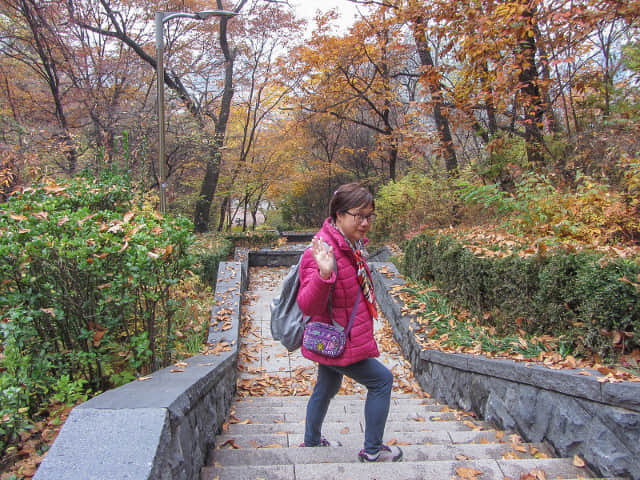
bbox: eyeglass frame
[343,210,377,224]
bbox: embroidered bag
[302,289,361,358]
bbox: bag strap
[340,288,361,339]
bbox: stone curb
[35,260,247,480]
[370,261,640,480]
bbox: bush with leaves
[402,232,640,360]
[373,172,481,242]
[191,234,234,288]
[0,175,195,454]
[459,171,640,244]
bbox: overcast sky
[290,0,361,34]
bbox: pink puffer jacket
[297,218,380,366]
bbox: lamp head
[196,10,237,20]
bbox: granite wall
[370,261,640,480]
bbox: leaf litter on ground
[391,279,640,382]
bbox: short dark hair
[329,183,374,221]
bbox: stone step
[214,429,514,449]
[228,405,462,424]
[223,418,497,436]
[201,457,600,480]
[231,400,444,416]
[231,394,434,408]
[210,442,554,466]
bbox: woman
[296,183,403,463]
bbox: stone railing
[370,261,640,480]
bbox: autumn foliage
[0,0,640,473]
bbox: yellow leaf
[573,454,586,467]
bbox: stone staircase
[201,393,618,480]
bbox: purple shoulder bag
[302,289,361,358]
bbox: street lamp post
[155,10,236,214]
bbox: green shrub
[0,175,195,454]
[372,172,459,242]
[459,171,640,244]
[194,237,234,287]
[226,230,280,248]
[402,232,640,358]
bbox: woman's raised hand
[311,236,335,280]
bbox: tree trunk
[193,13,236,233]
[217,196,229,232]
[412,20,458,175]
[388,137,397,181]
[194,133,225,232]
[481,62,499,137]
[517,2,545,167]
[534,25,561,134]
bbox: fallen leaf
[573,454,586,467]
[456,466,482,479]
[220,439,241,449]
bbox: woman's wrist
[319,269,332,280]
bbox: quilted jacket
[297,218,380,366]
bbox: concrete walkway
[201,266,617,480]
[234,265,420,399]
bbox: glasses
[344,211,377,224]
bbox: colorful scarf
[331,221,378,319]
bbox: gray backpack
[270,244,335,351]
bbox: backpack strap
[329,287,361,336]
[343,288,361,340]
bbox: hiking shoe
[358,444,403,462]
[299,437,342,447]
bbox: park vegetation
[1,0,639,477]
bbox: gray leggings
[304,358,394,454]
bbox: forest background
[1,0,639,478]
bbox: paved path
[202,266,617,480]
[234,265,421,399]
